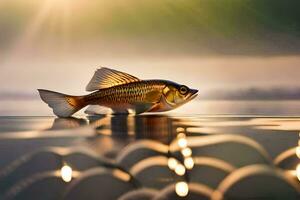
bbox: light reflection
[178,138,187,148]
[168,157,178,170]
[112,169,131,182]
[181,147,192,157]
[177,132,186,139]
[61,164,73,182]
[5,117,300,198]
[298,132,300,182]
[176,127,185,133]
[296,164,300,181]
[175,181,189,197]
[177,131,187,148]
[296,147,300,159]
[184,157,194,170]
[175,163,186,176]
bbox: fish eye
[179,85,188,95]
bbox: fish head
[161,81,198,110]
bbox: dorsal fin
[86,67,141,91]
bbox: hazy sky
[1,0,300,96]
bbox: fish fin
[131,91,161,113]
[38,89,85,117]
[147,103,162,112]
[84,105,111,115]
[134,103,157,114]
[86,67,140,91]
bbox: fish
[38,67,198,117]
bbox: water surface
[0,114,299,199]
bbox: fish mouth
[169,88,198,109]
[187,89,198,100]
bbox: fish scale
[85,80,166,104]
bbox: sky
[0,0,300,99]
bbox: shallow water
[1,98,300,199]
[0,114,299,199]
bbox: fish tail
[38,89,86,117]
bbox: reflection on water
[61,164,73,183]
[0,115,300,199]
[175,181,189,197]
[297,133,300,182]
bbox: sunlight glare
[184,157,194,169]
[178,138,187,148]
[296,146,300,159]
[8,0,73,61]
[181,147,192,157]
[175,163,186,176]
[176,127,185,132]
[296,163,300,181]
[168,157,178,170]
[175,181,189,197]
[61,164,73,182]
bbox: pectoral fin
[133,103,157,114]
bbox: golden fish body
[85,80,164,108]
[38,68,198,117]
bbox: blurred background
[1,0,300,115]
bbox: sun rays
[7,0,73,61]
